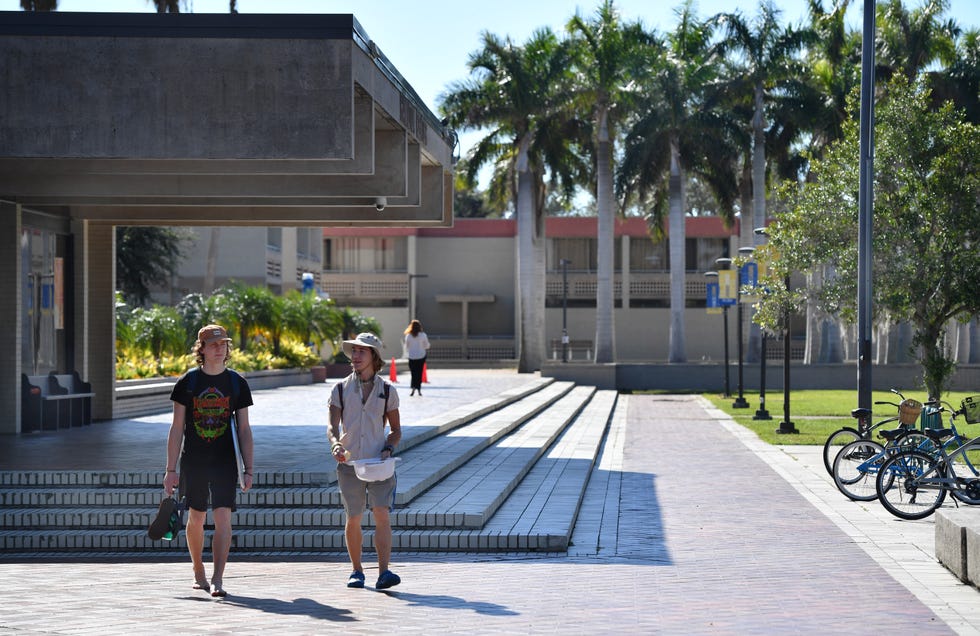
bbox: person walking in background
[328,332,403,590]
[164,324,254,598]
[403,319,430,396]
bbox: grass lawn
[700,389,980,445]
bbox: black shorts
[179,458,237,512]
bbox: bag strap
[336,375,389,427]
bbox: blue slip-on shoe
[375,570,401,590]
[347,571,365,588]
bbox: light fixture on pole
[714,257,734,398]
[754,227,797,434]
[560,259,571,363]
[732,247,755,409]
[407,273,428,323]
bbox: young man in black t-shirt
[165,324,254,598]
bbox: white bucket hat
[342,332,384,358]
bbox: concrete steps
[0,378,618,557]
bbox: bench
[21,371,94,432]
[549,339,593,361]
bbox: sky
[4,0,977,116]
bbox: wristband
[383,445,394,454]
[166,469,176,473]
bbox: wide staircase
[0,377,623,559]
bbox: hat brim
[342,340,381,359]
[201,336,232,345]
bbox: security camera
[375,197,386,212]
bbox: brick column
[75,220,117,421]
[0,201,23,433]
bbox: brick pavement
[1,379,978,634]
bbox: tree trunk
[668,141,687,363]
[516,136,544,373]
[594,107,615,363]
[203,227,220,295]
[969,319,980,364]
[746,83,767,364]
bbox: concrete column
[281,228,298,291]
[0,201,23,433]
[76,220,117,421]
[621,234,630,309]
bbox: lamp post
[407,273,428,323]
[560,259,571,363]
[776,274,798,434]
[732,247,755,409]
[704,270,729,397]
[714,258,734,398]
[754,328,772,420]
[754,227,797,434]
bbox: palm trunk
[668,140,686,363]
[594,108,615,363]
[516,136,544,372]
[743,87,768,364]
[203,227,220,294]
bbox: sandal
[210,581,227,598]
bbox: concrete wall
[542,361,980,393]
[415,235,516,337]
[0,201,21,434]
[1,34,353,160]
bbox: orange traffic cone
[389,358,398,382]
[422,362,429,383]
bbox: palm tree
[567,0,656,364]
[440,29,584,372]
[283,290,342,360]
[717,1,812,244]
[876,0,959,84]
[617,4,741,363]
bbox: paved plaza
[1,369,978,634]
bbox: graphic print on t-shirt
[192,385,231,442]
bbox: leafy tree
[329,307,382,362]
[283,290,343,360]
[618,3,741,362]
[759,79,980,397]
[115,227,191,308]
[20,0,56,9]
[452,161,503,218]
[440,28,584,372]
[211,280,270,351]
[125,305,186,375]
[567,0,655,363]
[174,292,234,350]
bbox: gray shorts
[336,462,396,517]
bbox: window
[323,237,407,272]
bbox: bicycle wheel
[832,439,885,501]
[876,449,946,520]
[947,439,980,505]
[823,427,862,476]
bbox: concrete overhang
[0,11,455,226]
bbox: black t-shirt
[170,368,253,465]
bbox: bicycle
[874,396,980,520]
[831,398,954,502]
[822,389,920,476]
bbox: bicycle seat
[923,428,954,441]
[879,428,909,442]
[850,408,872,419]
